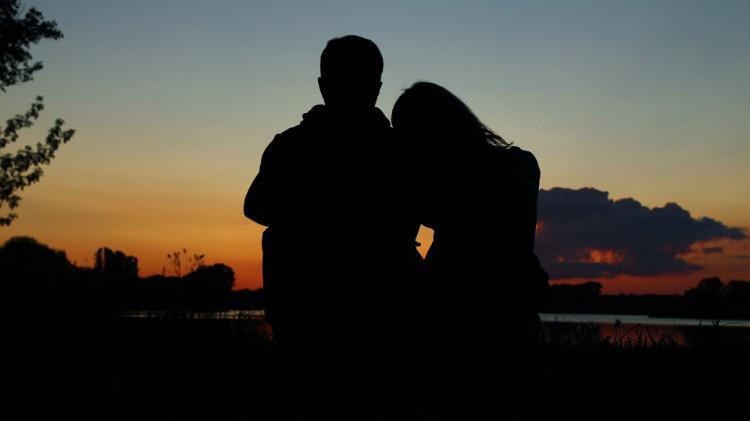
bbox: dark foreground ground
[3,316,750,421]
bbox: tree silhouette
[685,277,726,324]
[685,277,724,300]
[94,247,139,279]
[0,235,71,284]
[183,263,235,309]
[0,236,77,316]
[0,0,75,225]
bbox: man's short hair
[320,35,383,80]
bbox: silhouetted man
[244,35,421,350]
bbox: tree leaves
[0,1,63,91]
[0,1,74,226]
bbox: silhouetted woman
[392,82,548,352]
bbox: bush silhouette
[182,264,235,309]
[0,236,72,285]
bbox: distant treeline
[543,278,750,320]
[0,236,263,315]
[2,236,748,320]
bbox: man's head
[318,35,383,113]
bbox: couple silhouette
[244,35,548,354]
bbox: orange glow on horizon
[3,224,749,294]
[555,248,625,265]
[1,181,747,295]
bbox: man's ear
[318,77,328,104]
[370,81,382,106]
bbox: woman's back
[422,144,548,347]
[390,81,548,350]
[426,145,539,267]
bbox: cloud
[702,247,724,254]
[536,187,746,280]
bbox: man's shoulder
[264,124,307,157]
[274,124,307,144]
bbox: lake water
[539,313,750,328]
[122,309,264,319]
[123,310,750,328]
[539,313,750,346]
[122,310,750,345]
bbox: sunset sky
[2,0,749,294]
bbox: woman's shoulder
[491,145,540,180]
[506,145,538,162]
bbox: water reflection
[122,309,264,319]
[121,310,750,346]
[539,313,750,328]
[539,313,750,346]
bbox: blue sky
[2,0,749,291]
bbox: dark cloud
[734,255,750,260]
[536,187,746,280]
[702,247,724,254]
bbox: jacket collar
[301,104,391,131]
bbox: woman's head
[391,82,510,153]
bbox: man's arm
[244,136,281,226]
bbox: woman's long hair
[391,81,511,151]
